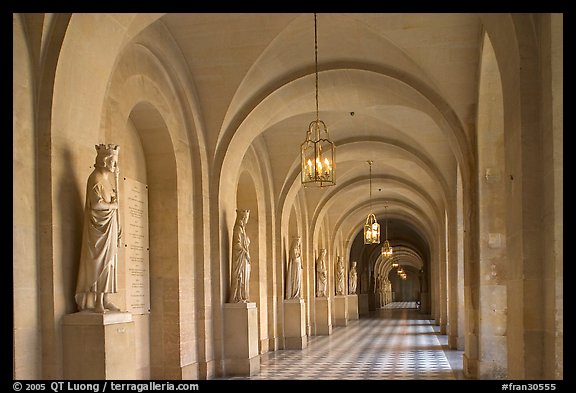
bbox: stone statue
[229,209,251,303]
[75,144,122,313]
[375,272,384,293]
[349,261,358,295]
[285,236,303,299]
[379,275,386,294]
[316,249,328,297]
[335,256,346,296]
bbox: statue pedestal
[334,295,349,326]
[62,311,136,379]
[223,302,260,376]
[358,293,369,316]
[347,294,359,320]
[283,299,307,349]
[314,297,332,335]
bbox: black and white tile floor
[225,302,464,380]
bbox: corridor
[227,302,465,380]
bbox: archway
[236,170,268,353]
[101,36,201,378]
[126,102,177,378]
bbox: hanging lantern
[364,213,381,244]
[301,13,335,187]
[382,239,393,257]
[301,120,335,186]
[363,161,380,244]
[381,204,393,257]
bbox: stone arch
[224,140,275,356]
[377,245,424,304]
[101,35,202,378]
[474,30,508,378]
[247,66,467,230]
[472,14,563,379]
[231,139,277,356]
[236,169,265,350]
[286,200,303,296]
[217,68,472,191]
[315,218,332,299]
[13,13,46,379]
[124,102,178,378]
[237,170,259,298]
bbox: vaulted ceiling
[146,13,483,269]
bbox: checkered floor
[225,302,462,380]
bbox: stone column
[420,291,430,313]
[439,226,448,335]
[62,312,136,379]
[358,293,369,316]
[283,299,307,349]
[475,35,508,379]
[314,297,332,335]
[368,290,376,311]
[223,302,260,376]
[447,212,459,347]
[333,295,348,326]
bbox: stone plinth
[347,294,359,320]
[223,302,260,376]
[283,298,307,349]
[334,295,348,326]
[63,311,136,379]
[358,294,369,316]
[314,297,332,335]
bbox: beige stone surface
[283,299,307,349]
[347,295,359,320]
[334,295,349,327]
[314,297,332,335]
[62,312,136,379]
[223,303,260,376]
[12,12,562,380]
[358,294,369,316]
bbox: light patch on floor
[225,302,462,380]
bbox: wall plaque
[122,177,150,314]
